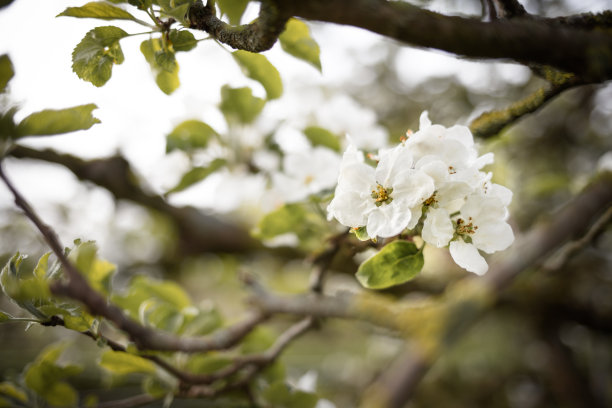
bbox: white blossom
[327,112,514,276]
[448,183,514,275]
[327,142,434,239]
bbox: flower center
[371,183,393,207]
[456,217,478,235]
[423,192,438,207]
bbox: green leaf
[24,343,81,408]
[16,104,100,137]
[112,275,192,320]
[72,26,128,87]
[128,0,151,10]
[159,0,191,22]
[352,226,370,241]
[186,354,232,375]
[138,299,184,332]
[68,241,116,296]
[219,86,265,124]
[180,307,223,336]
[33,252,51,280]
[256,203,328,250]
[0,54,14,93]
[141,38,180,94]
[303,126,340,151]
[166,158,226,194]
[217,0,249,25]
[128,0,152,9]
[166,119,217,153]
[169,29,197,52]
[57,2,138,21]
[356,241,424,289]
[0,311,12,323]
[232,50,283,100]
[0,382,28,404]
[100,350,157,375]
[279,18,321,71]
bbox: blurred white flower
[597,151,612,173]
[327,142,434,239]
[295,371,337,408]
[272,146,341,203]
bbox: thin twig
[542,205,612,271]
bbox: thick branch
[469,77,582,138]
[272,0,612,82]
[8,145,256,254]
[188,0,289,52]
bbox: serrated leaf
[279,18,321,71]
[232,50,282,100]
[0,54,14,93]
[141,38,180,94]
[303,126,340,151]
[57,2,138,21]
[169,29,197,52]
[217,0,249,25]
[166,119,217,153]
[16,104,100,137]
[100,350,157,375]
[356,241,424,289]
[72,26,128,87]
[167,158,226,194]
[219,86,265,124]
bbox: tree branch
[469,76,583,138]
[8,145,256,254]
[188,0,289,52]
[271,0,612,82]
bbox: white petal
[422,208,454,248]
[327,188,372,227]
[337,161,375,193]
[419,111,432,129]
[392,170,435,208]
[366,203,411,238]
[449,240,488,275]
[375,144,413,186]
[473,221,514,253]
[406,205,423,230]
[446,124,474,149]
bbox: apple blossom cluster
[327,112,514,275]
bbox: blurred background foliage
[1,0,611,406]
